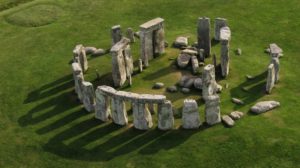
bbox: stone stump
[266,63,275,94]
[82,81,95,112]
[111,96,128,125]
[158,100,174,130]
[111,25,122,45]
[205,95,221,125]
[202,64,217,100]
[95,87,111,121]
[182,99,201,129]
[214,18,227,41]
[133,102,153,130]
[197,17,211,57]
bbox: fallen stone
[182,99,201,129]
[166,86,178,93]
[91,48,106,56]
[85,46,97,55]
[236,48,242,56]
[229,111,244,120]
[153,82,164,89]
[231,98,244,105]
[183,78,195,88]
[250,101,280,114]
[179,75,189,87]
[181,49,198,55]
[194,78,203,90]
[177,53,191,68]
[222,115,235,127]
[173,36,188,48]
[181,88,190,94]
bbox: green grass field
[0,0,299,167]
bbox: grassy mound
[4,4,62,27]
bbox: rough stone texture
[133,102,153,130]
[181,88,190,94]
[95,87,111,121]
[91,48,106,56]
[191,56,199,74]
[124,45,134,77]
[182,99,201,129]
[236,48,242,56]
[153,82,164,89]
[177,53,191,68]
[166,86,178,93]
[229,111,244,120]
[266,63,275,94]
[214,18,227,41]
[197,17,211,57]
[140,18,165,67]
[231,98,244,105]
[202,64,217,100]
[182,49,198,55]
[184,78,195,89]
[194,78,203,90]
[198,49,205,62]
[158,100,174,130]
[148,103,155,114]
[72,63,84,101]
[126,27,135,43]
[111,97,128,125]
[138,58,143,72]
[173,36,188,48]
[73,44,88,72]
[222,115,235,127]
[250,101,280,114]
[111,25,122,45]
[216,83,223,93]
[82,81,95,112]
[85,46,97,55]
[269,43,283,57]
[220,27,231,78]
[111,38,131,87]
[271,57,280,83]
[205,95,221,125]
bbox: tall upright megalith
[182,99,201,129]
[133,101,153,130]
[220,26,231,77]
[197,17,211,58]
[73,44,88,72]
[82,81,96,112]
[71,62,84,102]
[266,63,275,94]
[214,18,227,41]
[158,100,174,130]
[111,25,122,45]
[205,95,221,125]
[95,86,111,121]
[202,64,217,100]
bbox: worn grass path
[0,0,299,167]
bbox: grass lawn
[0,0,299,167]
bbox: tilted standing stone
[205,95,221,125]
[182,99,201,129]
[111,25,122,45]
[126,27,135,43]
[266,63,275,94]
[133,102,153,130]
[197,17,211,58]
[95,86,111,121]
[158,100,174,130]
[271,57,280,83]
[140,18,165,67]
[82,81,95,112]
[220,26,231,77]
[73,44,88,72]
[202,64,217,100]
[214,18,227,41]
[72,62,84,102]
[111,96,128,125]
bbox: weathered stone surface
[182,99,201,129]
[205,95,221,125]
[153,82,164,89]
[72,63,84,101]
[222,115,235,127]
[182,49,198,55]
[236,48,242,56]
[184,78,195,89]
[91,48,106,56]
[191,56,199,74]
[82,81,95,112]
[251,101,280,114]
[177,53,191,68]
[220,26,231,41]
[133,102,153,130]
[181,88,190,94]
[95,87,111,121]
[198,17,211,57]
[85,46,97,55]
[173,36,188,48]
[111,97,128,125]
[229,111,244,120]
[138,58,143,72]
[166,86,178,93]
[202,64,217,100]
[220,27,231,78]
[269,43,283,57]
[194,78,203,90]
[124,45,134,77]
[271,57,280,83]
[216,83,223,93]
[266,63,275,94]
[111,25,122,45]
[126,27,135,43]
[198,49,205,62]
[231,98,244,105]
[158,100,174,130]
[73,44,88,72]
[214,18,227,41]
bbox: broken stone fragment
[236,48,242,56]
[91,48,106,56]
[216,84,223,93]
[251,101,280,114]
[222,115,235,127]
[231,98,244,105]
[173,36,188,48]
[229,111,244,120]
[177,53,191,68]
[194,78,203,90]
[181,88,190,94]
[166,86,178,93]
[183,78,195,89]
[153,82,164,89]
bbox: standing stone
[158,100,174,130]
[197,17,211,57]
[182,99,201,129]
[111,96,128,125]
[71,62,84,102]
[82,81,95,112]
[191,56,199,74]
[95,87,111,121]
[269,43,283,57]
[198,48,205,62]
[138,58,143,72]
[73,44,88,72]
[266,63,275,94]
[111,25,122,45]
[214,18,227,41]
[154,24,165,55]
[133,102,153,130]
[124,45,134,77]
[271,57,280,83]
[126,27,135,43]
[205,95,221,125]
[220,26,231,77]
[202,64,217,100]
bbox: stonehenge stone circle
[220,26,231,77]
[133,102,153,130]
[111,96,128,125]
[205,95,221,125]
[73,44,88,72]
[266,63,275,94]
[82,81,96,112]
[111,25,122,45]
[182,99,201,129]
[158,100,174,130]
[140,18,165,67]
[250,101,280,114]
[214,18,227,41]
[197,17,211,57]
[95,87,111,121]
[202,64,217,100]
